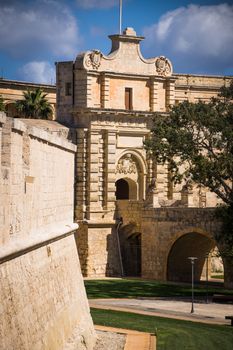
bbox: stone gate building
[56,27,232,286]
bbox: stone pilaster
[166,78,176,110]
[88,130,101,217]
[102,130,108,210]
[86,75,93,107]
[98,131,105,209]
[101,73,110,108]
[106,131,117,211]
[150,78,159,112]
[199,187,207,208]
[75,128,88,220]
[156,163,168,201]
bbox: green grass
[212,274,224,279]
[91,308,233,350]
[85,278,233,299]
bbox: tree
[145,81,233,285]
[15,88,52,119]
[0,94,5,112]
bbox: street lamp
[188,257,198,313]
[205,253,209,304]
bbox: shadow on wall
[117,222,142,277]
[167,232,215,282]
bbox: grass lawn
[212,274,224,280]
[91,308,233,350]
[85,278,233,299]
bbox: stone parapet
[0,222,78,263]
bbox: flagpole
[119,0,122,34]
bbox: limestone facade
[0,79,56,119]
[0,113,96,350]
[55,27,232,285]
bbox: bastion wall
[0,112,96,350]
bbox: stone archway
[121,232,141,277]
[115,152,146,200]
[116,179,129,199]
[118,223,142,277]
[167,232,215,282]
[115,178,137,200]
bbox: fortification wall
[0,113,95,350]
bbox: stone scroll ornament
[84,50,102,70]
[116,154,137,174]
[155,56,172,76]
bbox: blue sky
[0,0,233,84]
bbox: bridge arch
[166,230,216,282]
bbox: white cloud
[143,4,233,74]
[0,0,81,60]
[19,61,55,84]
[76,0,118,9]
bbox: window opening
[65,82,72,96]
[125,88,132,110]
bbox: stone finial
[123,27,136,36]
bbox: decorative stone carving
[147,177,157,194]
[84,50,102,70]
[145,177,160,208]
[116,154,137,174]
[155,56,171,76]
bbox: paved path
[89,298,233,325]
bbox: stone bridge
[116,200,230,285]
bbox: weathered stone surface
[0,115,96,350]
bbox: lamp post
[205,253,209,304]
[188,257,198,313]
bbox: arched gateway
[118,223,142,277]
[167,232,215,282]
[115,152,146,200]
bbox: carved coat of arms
[84,50,102,70]
[116,154,137,174]
[155,56,171,76]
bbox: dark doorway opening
[116,178,129,200]
[121,233,141,277]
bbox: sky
[0,0,233,84]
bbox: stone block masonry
[55,26,232,287]
[0,113,96,350]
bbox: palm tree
[0,95,5,112]
[15,88,52,119]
